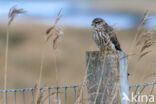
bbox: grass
[3,5,25,104]
[0,25,155,103]
[0,5,155,103]
[34,8,63,104]
[76,10,156,104]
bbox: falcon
[91,18,122,51]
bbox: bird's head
[91,18,107,29]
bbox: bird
[91,18,122,52]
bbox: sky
[0,0,156,29]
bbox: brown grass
[130,10,149,55]
[0,23,155,104]
[46,8,63,49]
[36,8,63,104]
[8,5,26,25]
[0,4,155,104]
[76,10,156,104]
[3,5,25,104]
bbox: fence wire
[0,85,84,104]
[0,82,155,104]
[129,82,156,104]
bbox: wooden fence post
[86,51,129,104]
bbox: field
[0,20,155,88]
[0,20,155,103]
[0,0,156,103]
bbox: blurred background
[0,0,156,90]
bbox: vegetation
[0,4,155,104]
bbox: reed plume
[8,5,26,25]
[136,29,153,60]
[3,5,25,104]
[36,8,63,104]
[46,8,63,49]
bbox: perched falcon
[91,18,122,51]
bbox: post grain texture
[86,51,129,104]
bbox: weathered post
[86,51,129,104]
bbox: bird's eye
[95,21,100,24]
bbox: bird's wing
[104,25,122,51]
[110,32,122,51]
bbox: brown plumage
[91,18,122,51]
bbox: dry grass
[129,11,156,84]
[75,10,156,104]
[128,12,155,69]
[45,8,63,86]
[8,5,26,25]
[3,5,25,104]
[0,4,155,104]
[4,5,25,89]
[46,8,63,49]
[36,8,63,104]
[0,23,155,104]
[0,24,155,104]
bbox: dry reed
[76,48,95,104]
[3,5,25,104]
[1,4,155,104]
[129,10,154,61]
[35,8,63,104]
[79,10,155,104]
[130,10,149,53]
[32,83,45,104]
[46,8,63,86]
[127,10,156,103]
[136,29,153,60]
[8,5,26,25]
[46,8,63,49]
[38,7,63,89]
[128,10,155,81]
[32,83,63,104]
